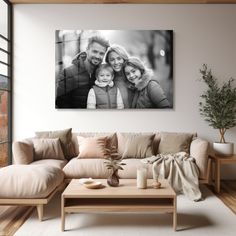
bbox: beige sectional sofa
[0,129,210,221]
[12,130,210,183]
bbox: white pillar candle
[137,167,147,189]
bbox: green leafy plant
[199,64,236,143]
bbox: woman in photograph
[123,57,170,109]
[105,44,134,108]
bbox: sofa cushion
[152,133,161,155]
[190,138,209,179]
[12,141,34,164]
[117,133,155,159]
[77,136,107,159]
[35,128,75,160]
[32,138,65,161]
[117,159,153,179]
[72,132,117,156]
[30,159,68,169]
[63,158,111,179]
[158,132,194,154]
[0,165,64,198]
[76,133,117,159]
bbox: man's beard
[89,57,101,66]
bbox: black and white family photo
[55,30,173,109]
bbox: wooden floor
[0,181,235,235]
[0,206,33,236]
[212,180,236,214]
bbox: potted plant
[199,64,236,156]
[104,146,126,187]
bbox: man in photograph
[56,35,110,108]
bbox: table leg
[61,196,65,231]
[211,160,215,185]
[215,159,221,193]
[173,196,177,231]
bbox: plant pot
[213,142,234,156]
[107,170,119,187]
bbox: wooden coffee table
[61,179,177,231]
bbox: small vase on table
[137,167,147,189]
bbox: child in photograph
[87,64,124,109]
[124,57,170,108]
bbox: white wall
[13,4,236,178]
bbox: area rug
[14,185,236,236]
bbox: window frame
[0,0,13,166]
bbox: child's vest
[93,85,117,109]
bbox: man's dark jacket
[56,52,96,108]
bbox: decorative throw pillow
[32,138,65,161]
[77,136,108,159]
[117,133,155,159]
[158,132,194,154]
[152,133,161,156]
[12,141,34,164]
[35,128,75,160]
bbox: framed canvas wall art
[55,30,173,109]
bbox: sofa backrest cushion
[12,140,34,164]
[77,134,117,158]
[77,136,108,159]
[117,133,155,159]
[158,132,195,154]
[32,138,65,161]
[72,132,117,156]
[35,128,75,160]
[190,138,209,179]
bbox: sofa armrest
[12,141,34,164]
[190,138,209,179]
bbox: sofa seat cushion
[30,159,68,169]
[118,159,153,179]
[63,158,111,179]
[0,165,64,198]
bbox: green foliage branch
[199,64,236,143]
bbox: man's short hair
[87,36,110,51]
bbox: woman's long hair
[123,56,153,82]
[105,44,129,64]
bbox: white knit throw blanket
[142,152,202,201]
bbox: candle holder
[137,166,147,189]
